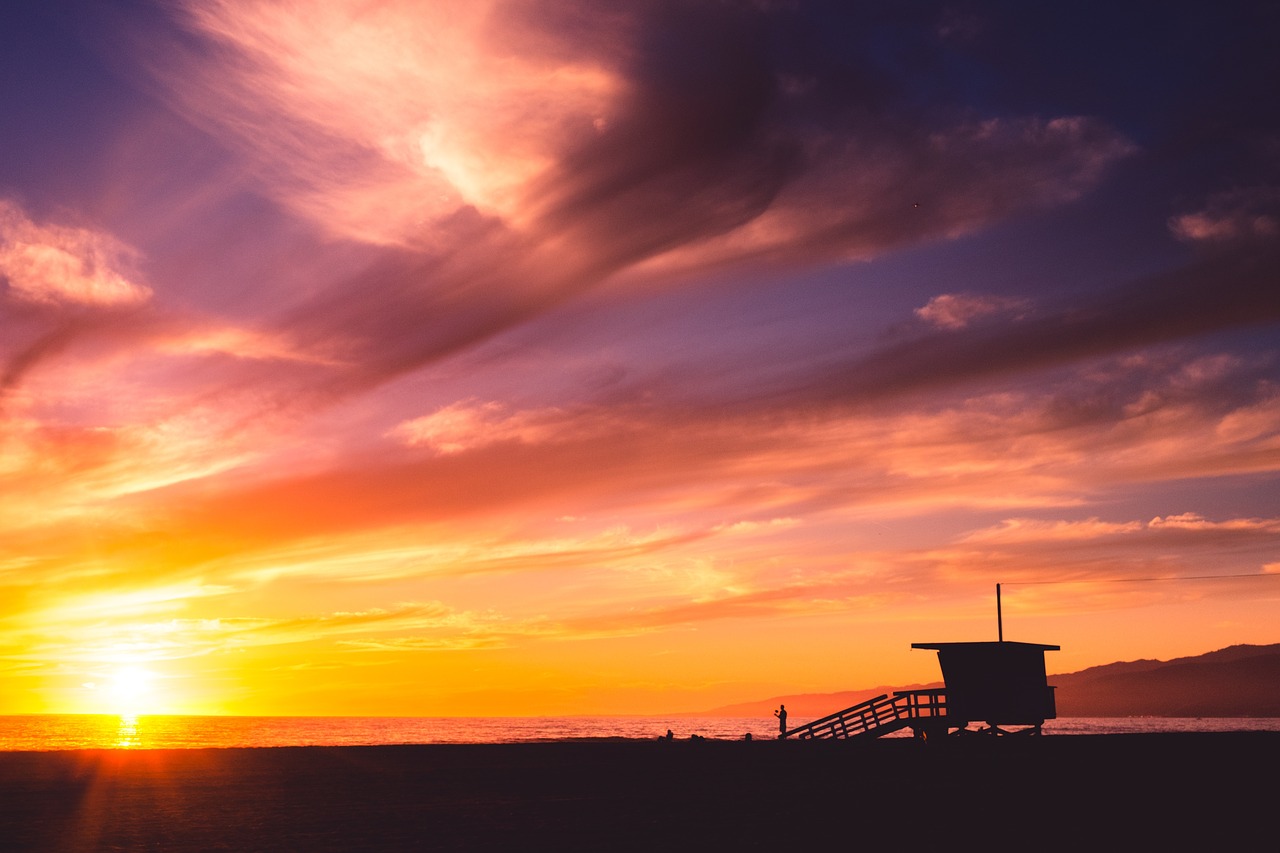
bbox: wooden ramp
[783,689,948,740]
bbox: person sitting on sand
[774,704,787,737]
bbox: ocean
[3,714,1279,751]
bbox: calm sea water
[2,714,1279,751]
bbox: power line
[1001,573,1279,586]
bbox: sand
[1,732,1275,851]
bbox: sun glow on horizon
[78,664,183,717]
[105,666,158,715]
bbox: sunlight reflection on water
[2,714,1278,751]
[114,714,142,749]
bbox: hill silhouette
[693,643,1280,718]
[1051,643,1280,717]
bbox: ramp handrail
[783,688,948,740]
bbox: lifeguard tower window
[912,641,1060,728]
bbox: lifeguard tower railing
[783,689,948,740]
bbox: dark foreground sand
[1,732,1276,851]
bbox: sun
[103,665,160,716]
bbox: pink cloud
[1169,188,1280,244]
[158,0,620,248]
[0,201,151,307]
[392,399,569,455]
[119,0,1137,406]
[914,292,1032,330]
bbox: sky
[1,0,1278,718]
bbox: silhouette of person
[774,704,787,737]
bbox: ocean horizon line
[4,713,1280,753]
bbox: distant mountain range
[692,643,1280,718]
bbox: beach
[1,732,1275,851]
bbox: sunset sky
[2,1,1278,718]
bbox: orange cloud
[392,399,571,454]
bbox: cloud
[0,403,270,532]
[9,336,1261,609]
[1,598,489,668]
[1169,188,1280,245]
[391,398,639,455]
[794,238,1280,409]
[392,399,570,455]
[554,584,862,639]
[0,201,172,398]
[0,201,161,397]
[155,324,342,364]
[120,0,1135,402]
[959,518,1144,544]
[915,292,1032,330]
[155,0,618,248]
[622,115,1134,279]
[1146,512,1280,533]
[908,513,1280,627]
[0,201,151,307]
[941,512,1280,596]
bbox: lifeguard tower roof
[911,641,1060,729]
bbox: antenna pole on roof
[997,583,1003,642]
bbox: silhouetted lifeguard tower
[785,585,1059,740]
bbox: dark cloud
[212,0,1135,403]
[794,241,1280,408]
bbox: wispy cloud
[112,0,1136,405]
[915,293,1032,330]
[0,201,151,307]
[392,399,578,455]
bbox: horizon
[2,1,1278,720]
[6,635,1270,719]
